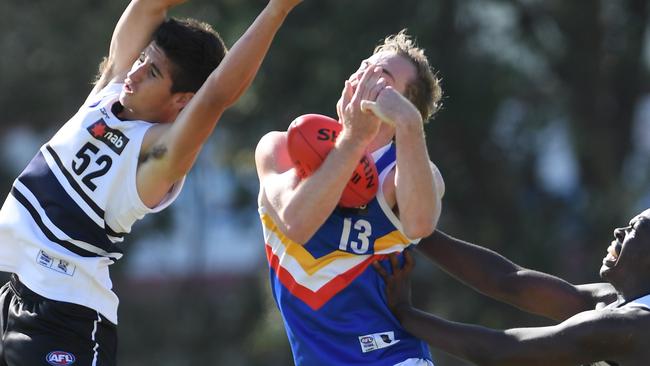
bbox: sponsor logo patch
[46,351,76,365]
[87,119,129,155]
[358,331,399,353]
[36,250,76,276]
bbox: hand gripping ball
[286,114,379,208]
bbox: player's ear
[173,92,194,110]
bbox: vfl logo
[46,351,76,365]
[87,119,129,155]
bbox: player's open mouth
[603,241,622,267]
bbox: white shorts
[394,358,434,366]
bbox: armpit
[139,144,168,164]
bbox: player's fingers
[404,250,415,273]
[341,80,353,109]
[360,67,383,102]
[367,77,386,101]
[372,261,388,279]
[360,100,375,114]
[353,64,380,103]
[351,60,369,81]
[360,100,395,126]
[388,253,400,273]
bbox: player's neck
[115,103,175,123]
[616,284,650,304]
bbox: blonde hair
[374,30,442,122]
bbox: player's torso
[40,86,152,246]
[0,83,154,323]
[260,144,431,365]
[586,294,650,366]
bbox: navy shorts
[0,274,117,366]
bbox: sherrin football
[286,114,379,208]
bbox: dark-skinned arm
[416,230,616,321]
[375,252,642,366]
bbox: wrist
[265,1,295,18]
[395,118,425,141]
[336,130,371,154]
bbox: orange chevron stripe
[266,243,385,310]
[261,213,361,275]
[374,230,411,251]
[261,213,407,273]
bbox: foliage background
[2,0,650,365]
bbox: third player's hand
[373,251,416,319]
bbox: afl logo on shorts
[46,351,76,365]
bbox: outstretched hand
[372,250,416,317]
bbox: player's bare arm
[364,85,443,239]
[137,0,302,208]
[256,65,385,244]
[397,303,647,366]
[375,251,648,366]
[416,230,616,321]
[93,0,187,95]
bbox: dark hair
[373,30,442,122]
[153,17,227,93]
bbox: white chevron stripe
[265,227,369,292]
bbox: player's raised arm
[417,230,616,321]
[360,32,444,240]
[94,0,187,93]
[369,85,443,239]
[137,0,302,208]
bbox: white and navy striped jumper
[0,83,184,324]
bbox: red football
[287,114,379,208]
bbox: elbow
[487,271,528,303]
[402,210,439,239]
[401,200,442,240]
[402,220,435,240]
[278,211,315,245]
[282,226,312,245]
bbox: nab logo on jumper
[46,351,76,365]
[87,119,129,155]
